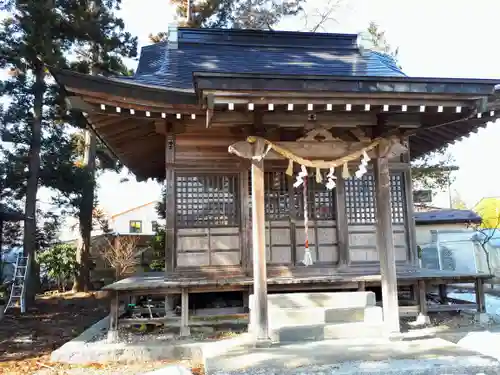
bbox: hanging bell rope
[302,173,313,266]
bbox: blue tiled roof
[117,28,406,91]
[414,209,482,225]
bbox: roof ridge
[177,27,359,49]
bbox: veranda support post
[374,144,400,335]
[107,291,119,343]
[251,158,271,347]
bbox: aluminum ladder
[4,253,30,314]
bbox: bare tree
[470,211,500,288]
[99,235,142,280]
[300,0,344,32]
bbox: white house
[109,201,162,235]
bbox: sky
[66,0,500,234]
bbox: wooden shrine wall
[167,125,414,271]
[175,173,242,268]
[172,167,412,270]
[345,173,408,263]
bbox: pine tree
[0,0,72,304]
[58,0,137,292]
[169,0,304,29]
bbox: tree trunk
[73,130,97,292]
[24,64,44,307]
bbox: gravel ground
[208,360,500,375]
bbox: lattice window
[249,171,336,221]
[345,175,376,224]
[345,172,406,225]
[176,174,239,227]
[264,171,290,220]
[294,174,336,220]
[390,173,405,224]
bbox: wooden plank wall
[265,220,338,264]
[349,224,408,263]
[176,227,241,267]
[173,173,412,269]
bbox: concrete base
[475,312,492,325]
[51,316,254,366]
[254,338,273,348]
[409,313,431,327]
[107,329,119,344]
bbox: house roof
[111,201,158,219]
[116,28,406,91]
[414,209,482,225]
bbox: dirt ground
[0,292,203,375]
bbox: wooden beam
[374,141,400,335]
[154,120,187,135]
[177,112,422,129]
[67,86,198,112]
[208,92,476,107]
[348,127,370,142]
[251,158,271,346]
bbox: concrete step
[268,306,383,326]
[272,322,385,342]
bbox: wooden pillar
[164,134,176,313]
[374,148,400,334]
[165,133,176,275]
[416,279,430,324]
[358,281,366,291]
[402,144,418,265]
[439,284,448,304]
[418,280,428,315]
[107,291,119,342]
[180,288,190,336]
[240,170,251,274]
[335,169,349,267]
[475,278,486,313]
[251,159,271,346]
